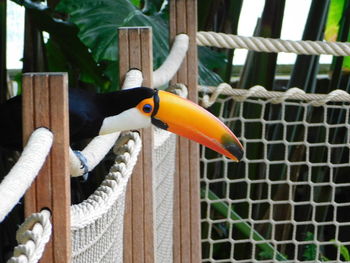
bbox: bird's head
[99,87,243,161]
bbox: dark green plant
[331,239,350,262]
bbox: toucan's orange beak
[151,90,243,161]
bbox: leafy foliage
[56,0,169,64]
[325,0,350,72]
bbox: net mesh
[200,95,350,262]
[70,132,141,263]
[71,196,126,263]
[153,128,176,263]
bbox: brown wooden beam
[170,0,202,262]
[119,27,155,263]
[23,73,71,263]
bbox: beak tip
[224,143,244,161]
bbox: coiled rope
[7,210,52,263]
[197,31,350,56]
[199,84,350,108]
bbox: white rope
[199,84,350,107]
[197,31,350,56]
[0,128,53,222]
[122,69,143,90]
[200,83,229,108]
[7,210,52,263]
[70,132,120,177]
[153,34,189,88]
[166,83,188,98]
[71,131,141,229]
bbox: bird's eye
[143,104,153,113]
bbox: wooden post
[170,1,202,262]
[23,73,71,263]
[119,27,155,263]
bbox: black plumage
[0,87,156,150]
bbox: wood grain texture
[119,28,130,84]
[170,0,202,262]
[140,27,155,263]
[186,1,201,262]
[23,73,71,263]
[119,28,134,263]
[33,75,52,213]
[119,27,155,263]
[49,74,71,263]
[128,28,145,263]
[22,74,36,216]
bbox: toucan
[0,87,243,161]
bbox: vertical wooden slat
[119,27,133,263]
[169,3,182,263]
[119,27,155,263]
[128,28,145,263]
[32,75,54,262]
[186,2,201,262]
[22,75,36,215]
[119,29,130,85]
[170,0,201,262]
[33,76,52,212]
[140,27,155,263]
[49,75,71,262]
[23,73,71,263]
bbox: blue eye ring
[143,104,153,113]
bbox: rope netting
[153,128,177,263]
[70,131,141,263]
[199,90,350,262]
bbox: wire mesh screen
[200,95,350,262]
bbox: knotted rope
[166,83,188,98]
[7,210,52,263]
[199,84,350,107]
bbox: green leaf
[198,62,223,86]
[198,46,224,85]
[302,232,317,261]
[325,0,346,41]
[198,46,226,70]
[130,0,141,8]
[57,0,222,89]
[331,239,350,261]
[142,0,165,14]
[324,0,350,73]
[56,0,169,67]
